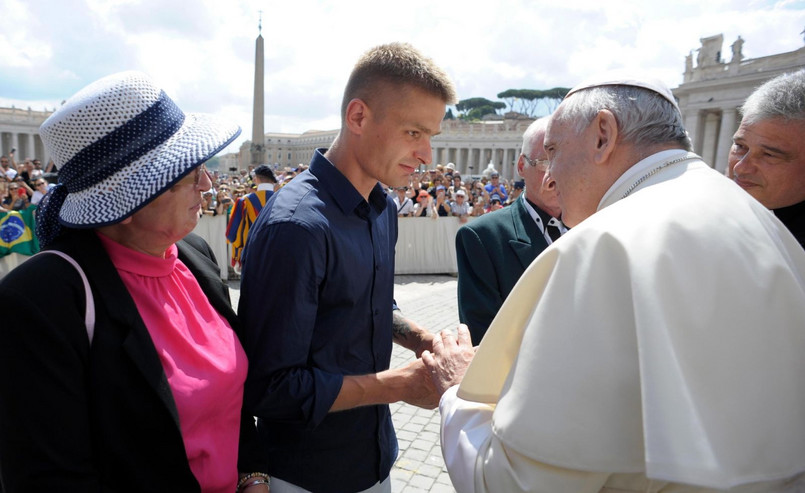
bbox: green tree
[497,87,571,117]
[456,97,506,120]
[540,87,571,113]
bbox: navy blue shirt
[239,149,398,492]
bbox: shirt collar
[309,148,388,217]
[598,149,692,212]
[773,199,805,222]
[96,231,178,278]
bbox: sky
[1,0,804,155]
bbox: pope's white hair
[555,85,692,151]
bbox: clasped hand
[421,325,475,396]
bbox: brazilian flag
[0,205,39,257]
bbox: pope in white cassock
[422,74,805,493]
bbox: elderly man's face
[544,109,599,227]
[519,129,561,216]
[728,117,805,209]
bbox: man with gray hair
[455,117,565,343]
[423,73,805,492]
[728,69,805,247]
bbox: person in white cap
[421,72,805,492]
[0,72,269,492]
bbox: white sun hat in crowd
[36,71,240,246]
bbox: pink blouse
[98,233,247,493]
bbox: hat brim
[58,112,239,228]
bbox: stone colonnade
[432,144,522,181]
[683,107,738,174]
[429,119,533,182]
[0,107,53,164]
[0,132,47,162]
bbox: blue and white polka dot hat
[36,71,240,247]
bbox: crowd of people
[1,40,805,493]
[0,153,57,212]
[392,165,521,220]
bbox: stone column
[471,148,480,174]
[0,132,9,156]
[700,112,721,167]
[714,108,737,174]
[684,110,703,156]
[459,148,469,174]
[34,134,46,163]
[433,146,442,165]
[507,148,518,181]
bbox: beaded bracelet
[237,472,270,492]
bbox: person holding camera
[6,178,32,211]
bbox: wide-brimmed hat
[36,71,240,246]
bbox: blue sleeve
[239,221,343,429]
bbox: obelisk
[250,14,266,167]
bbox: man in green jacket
[455,117,565,343]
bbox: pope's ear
[344,98,369,135]
[592,109,618,164]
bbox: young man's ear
[344,98,370,135]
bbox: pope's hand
[421,325,475,396]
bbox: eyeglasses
[176,165,208,188]
[194,165,209,187]
[35,182,46,187]
[522,154,549,169]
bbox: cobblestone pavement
[229,274,459,493]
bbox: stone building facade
[0,106,53,163]
[674,34,805,173]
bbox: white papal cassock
[441,149,805,493]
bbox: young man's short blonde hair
[341,42,457,120]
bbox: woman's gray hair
[740,69,805,125]
[556,85,692,151]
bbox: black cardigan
[0,230,266,492]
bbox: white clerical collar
[257,183,274,191]
[598,149,696,212]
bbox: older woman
[0,72,269,493]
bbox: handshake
[400,325,476,409]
